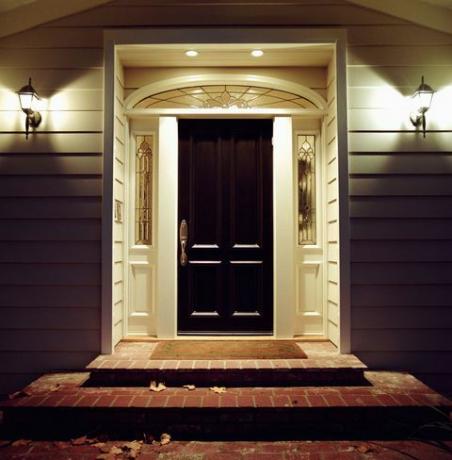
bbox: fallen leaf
[149,381,166,392]
[183,384,196,391]
[93,442,106,449]
[98,445,111,453]
[0,440,11,448]
[8,390,31,399]
[71,436,88,446]
[109,446,123,455]
[356,444,373,454]
[11,439,31,447]
[210,386,226,394]
[160,433,171,446]
[122,440,142,459]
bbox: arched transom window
[133,85,318,109]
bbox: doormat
[150,340,307,360]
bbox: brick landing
[87,341,367,386]
[1,371,450,440]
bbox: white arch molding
[125,74,327,112]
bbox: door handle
[179,219,188,267]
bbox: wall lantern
[410,76,434,138]
[18,78,41,139]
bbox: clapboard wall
[0,20,104,396]
[0,0,451,395]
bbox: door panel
[178,119,273,334]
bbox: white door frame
[102,27,350,353]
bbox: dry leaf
[149,381,166,392]
[93,442,106,449]
[109,446,123,455]
[71,436,88,446]
[160,433,171,446]
[11,439,31,447]
[0,440,11,448]
[356,444,373,454]
[8,390,31,399]
[210,386,226,394]
[98,444,111,453]
[183,384,196,391]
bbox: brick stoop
[86,341,368,387]
[1,371,451,441]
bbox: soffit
[118,44,334,68]
[348,0,452,35]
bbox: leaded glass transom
[134,85,316,110]
[135,135,153,245]
[297,135,316,245]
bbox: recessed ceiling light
[185,50,198,57]
[251,49,264,57]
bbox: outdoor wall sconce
[18,78,41,139]
[410,76,435,138]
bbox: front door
[178,119,273,334]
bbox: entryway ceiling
[117,44,334,68]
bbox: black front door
[177,119,273,334]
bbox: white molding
[126,108,326,118]
[125,74,327,111]
[102,27,349,347]
[274,116,295,337]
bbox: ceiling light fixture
[185,50,199,57]
[251,49,264,57]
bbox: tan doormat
[150,340,307,360]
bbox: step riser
[88,369,367,387]
[3,406,450,441]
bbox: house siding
[0,0,451,395]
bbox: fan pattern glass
[134,85,316,109]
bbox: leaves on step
[183,384,196,391]
[210,386,227,394]
[354,443,375,454]
[149,381,167,392]
[8,390,31,399]
[0,440,11,448]
[152,433,172,447]
[96,441,143,459]
[11,439,31,447]
[71,435,98,446]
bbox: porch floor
[87,340,364,372]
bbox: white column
[273,116,295,337]
[157,116,178,337]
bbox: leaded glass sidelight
[135,135,153,245]
[298,135,316,245]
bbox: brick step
[86,342,368,387]
[1,371,451,440]
[87,365,368,387]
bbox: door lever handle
[179,219,188,267]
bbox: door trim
[103,27,350,353]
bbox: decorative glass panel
[135,135,153,245]
[134,85,316,110]
[297,135,316,245]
